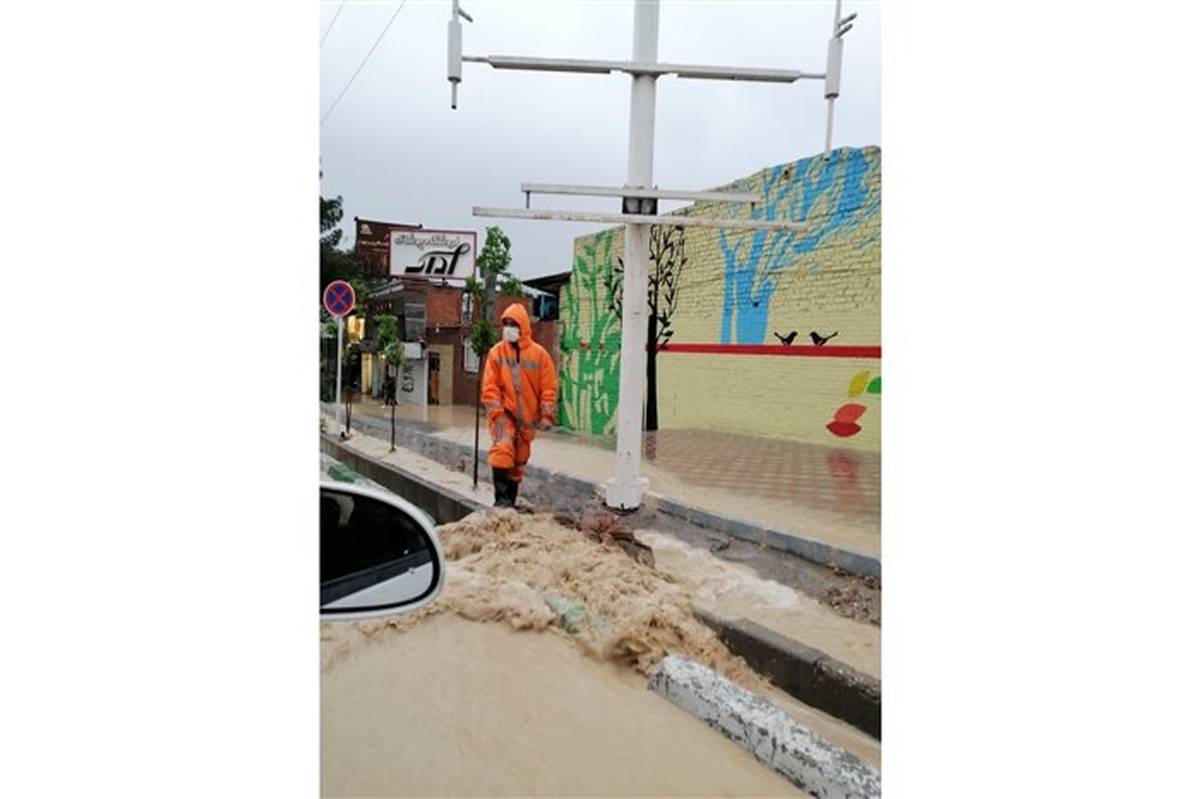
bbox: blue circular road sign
[323,280,356,318]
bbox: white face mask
[503,325,520,343]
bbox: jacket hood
[500,302,533,346]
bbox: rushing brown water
[321,510,879,796]
[322,614,802,797]
[638,531,881,678]
[325,511,769,688]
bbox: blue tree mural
[719,148,880,344]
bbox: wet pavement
[337,395,881,557]
[320,451,880,795]
[323,614,810,797]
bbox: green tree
[477,225,513,280]
[320,193,344,248]
[466,225,523,359]
[375,314,401,369]
[374,314,400,349]
[373,314,404,402]
[319,191,367,309]
[499,273,525,297]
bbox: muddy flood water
[322,510,879,797]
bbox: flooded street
[322,510,879,796]
[322,615,800,797]
[639,531,880,678]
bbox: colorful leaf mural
[558,229,622,436]
[826,421,862,438]
[825,370,880,440]
[848,371,871,398]
[834,403,868,424]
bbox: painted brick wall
[531,320,560,368]
[559,146,881,450]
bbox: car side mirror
[320,481,445,621]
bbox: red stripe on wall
[652,343,882,358]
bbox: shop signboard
[389,228,477,281]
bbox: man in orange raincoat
[481,302,558,508]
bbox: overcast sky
[319,0,880,279]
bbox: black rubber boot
[492,468,514,508]
[507,476,520,507]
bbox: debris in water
[326,463,359,483]
[326,509,762,690]
[543,592,603,635]
[567,509,656,568]
[823,585,881,626]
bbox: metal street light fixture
[447,0,857,509]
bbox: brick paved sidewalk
[339,395,880,558]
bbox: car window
[320,491,430,584]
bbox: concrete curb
[644,492,881,579]
[649,655,881,798]
[320,434,487,525]
[693,607,881,739]
[328,406,881,580]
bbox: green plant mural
[559,229,623,436]
[604,224,687,432]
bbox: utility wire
[320,0,348,48]
[321,1,408,126]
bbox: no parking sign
[324,280,356,433]
[323,280,356,318]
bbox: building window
[463,340,480,374]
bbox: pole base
[604,475,649,511]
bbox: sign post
[323,280,356,434]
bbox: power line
[320,0,348,48]
[321,0,408,126]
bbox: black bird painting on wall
[810,330,839,346]
[773,330,799,345]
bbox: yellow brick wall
[559,146,881,450]
[655,356,881,450]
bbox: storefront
[353,216,532,409]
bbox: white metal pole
[335,315,345,428]
[605,0,659,510]
[824,0,843,159]
[824,97,835,158]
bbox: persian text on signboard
[389,229,476,280]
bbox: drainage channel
[320,434,485,525]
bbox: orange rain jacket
[481,303,558,470]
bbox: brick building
[353,217,531,407]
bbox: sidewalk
[336,395,881,563]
